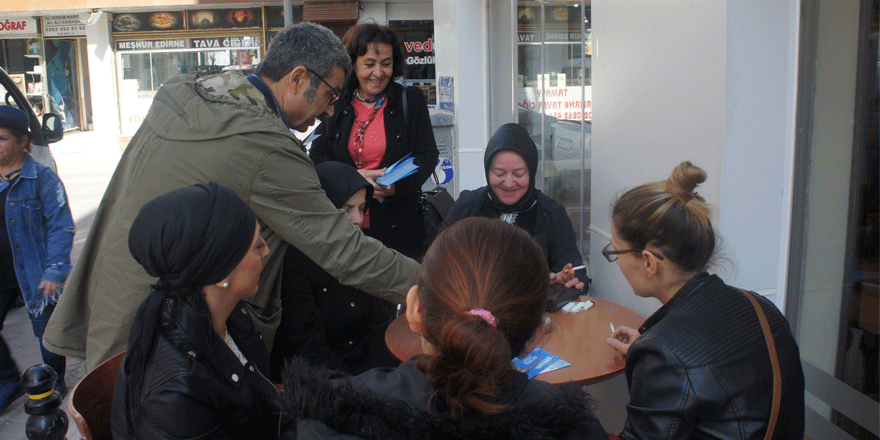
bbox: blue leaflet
[375,153,419,186]
[512,347,571,379]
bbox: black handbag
[420,172,455,251]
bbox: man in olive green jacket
[44,23,420,371]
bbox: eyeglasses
[601,242,665,263]
[305,68,342,105]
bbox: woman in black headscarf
[271,162,400,379]
[110,183,283,440]
[441,123,590,292]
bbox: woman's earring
[220,281,229,288]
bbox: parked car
[0,66,63,172]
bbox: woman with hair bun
[605,161,804,439]
[283,217,607,439]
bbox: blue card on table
[513,347,571,379]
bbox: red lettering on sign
[404,38,434,53]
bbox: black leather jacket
[110,300,284,440]
[623,273,804,439]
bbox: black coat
[441,186,588,288]
[310,82,439,259]
[283,357,608,440]
[623,273,805,439]
[271,245,400,380]
[110,300,283,440]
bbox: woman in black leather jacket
[310,23,439,260]
[605,162,804,439]
[283,218,607,439]
[110,183,284,440]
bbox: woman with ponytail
[605,162,804,439]
[283,217,607,439]
[110,183,284,440]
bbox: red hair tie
[466,309,497,327]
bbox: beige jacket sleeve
[246,132,419,304]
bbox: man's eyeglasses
[601,242,665,263]
[305,68,342,105]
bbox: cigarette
[563,264,587,273]
[609,322,615,333]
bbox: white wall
[361,1,434,22]
[387,2,433,20]
[590,0,799,318]
[85,13,120,136]
[590,0,726,317]
[720,0,800,312]
[359,3,388,23]
[433,0,490,194]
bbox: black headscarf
[315,161,373,209]
[483,123,539,213]
[122,182,256,437]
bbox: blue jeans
[0,287,65,393]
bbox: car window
[0,81,26,112]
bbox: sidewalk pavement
[0,131,121,440]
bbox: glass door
[516,0,592,262]
[45,39,81,130]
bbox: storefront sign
[44,15,86,37]
[116,39,187,51]
[518,31,585,42]
[190,37,258,49]
[516,86,593,121]
[389,20,435,79]
[0,17,38,35]
[438,76,454,113]
[188,8,261,30]
[112,12,184,33]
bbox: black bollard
[21,364,68,440]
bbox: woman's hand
[38,280,61,298]
[374,183,395,198]
[607,325,640,356]
[549,263,585,290]
[357,168,395,199]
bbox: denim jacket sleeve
[36,167,75,285]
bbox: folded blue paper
[512,347,571,379]
[376,153,419,186]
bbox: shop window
[117,38,261,136]
[390,20,436,106]
[788,0,879,437]
[516,0,592,262]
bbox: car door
[0,66,63,172]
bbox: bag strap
[402,85,408,128]
[741,289,782,440]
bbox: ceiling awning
[303,0,358,23]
